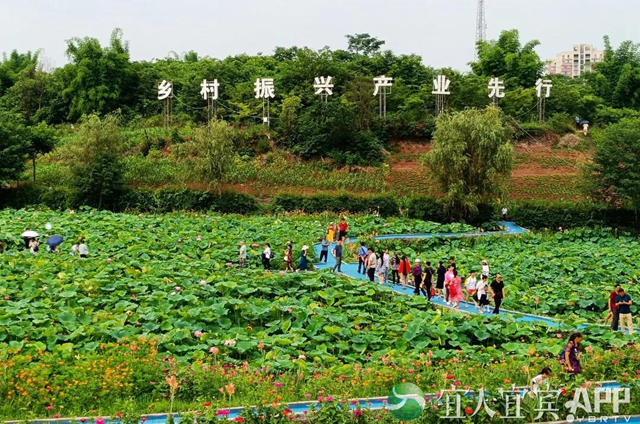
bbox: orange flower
[225,383,235,396]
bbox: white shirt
[264,247,271,259]
[382,253,390,268]
[466,276,477,290]
[79,243,89,256]
[239,245,246,259]
[501,208,507,215]
[531,374,546,395]
[476,281,487,296]
[482,264,490,276]
[368,253,377,268]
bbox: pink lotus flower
[279,271,285,276]
[556,333,563,338]
[298,355,306,360]
[224,339,236,347]
[69,210,75,215]
[138,213,143,217]
[194,330,203,338]
[226,262,233,267]
[209,346,219,355]
[174,286,181,291]
[3,296,9,300]
[251,243,260,248]
[200,280,207,285]
[107,258,112,263]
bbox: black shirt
[490,280,504,297]
[424,266,433,283]
[437,266,446,283]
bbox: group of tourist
[608,283,634,334]
[0,230,89,257]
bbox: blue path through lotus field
[314,221,639,334]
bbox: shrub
[119,188,261,214]
[270,193,399,216]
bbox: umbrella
[581,120,590,125]
[46,235,64,248]
[21,230,39,238]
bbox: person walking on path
[382,249,390,283]
[376,251,388,284]
[262,243,272,272]
[284,242,294,272]
[338,217,349,242]
[481,260,490,279]
[575,116,580,129]
[501,207,508,221]
[327,223,335,243]
[332,240,343,273]
[390,253,400,285]
[616,288,634,334]
[489,274,505,314]
[475,275,490,313]
[562,332,583,375]
[366,248,377,282]
[398,255,411,289]
[423,261,434,301]
[238,241,247,268]
[444,265,455,304]
[582,121,589,136]
[357,242,368,274]
[608,284,621,330]
[412,259,423,296]
[297,245,309,271]
[436,261,446,298]
[449,269,464,309]
[319,236,330,263]
[464,271,477,308]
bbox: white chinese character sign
[254,78,275,126]
[201,79,220,123]
[200,79,220,100]
[432,75,451,115]
[158,80,173,128]
[535,78,553,123]
[487,78,505,100]
[254,78,275,99]
[535,79,553,98]
[158,80,173,100]
[313,76,334,102]
[373,76,393,118]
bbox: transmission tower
[475,0,487,58]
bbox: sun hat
[302,245,309,250]
[415,259,421,263]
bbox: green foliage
[0,50,39,96]
[345,33,385,56]
[0,111,29,184]
[472,29,544,87]
[120,188,261,214]
[425,107,514,219]
[589,118,640,209]
[191,120,237,186]
[270,193,398,216]
[63,28,137,120]
[58,114,127,209]
[593,36,640,108]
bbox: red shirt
[338,222,348,232]
[610,291,619,310]
[398,260,411,274]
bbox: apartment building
[546,44,604,78]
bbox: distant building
[546,44,605,78]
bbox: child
[530,367,552,397]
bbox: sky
[0,0,638,71]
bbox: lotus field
[0,209,639,421]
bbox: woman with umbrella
[21,229,38,250]
[46,235,64,253]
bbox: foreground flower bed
[1,340,640,420]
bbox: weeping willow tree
[424,107,514,220]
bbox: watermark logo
[387,383,425,421]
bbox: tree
[589,118,640,210]
[424,107,514,220]
[593,37,640,109]
[0,50,39,96]
[472,29,544,88]
[58,114,127,208]
[345,34,385,56]
[0,111,29,185]
[63,28,137,120]
[192,121,237,187]
[25,122,56,182]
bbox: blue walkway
[314,222,637,333]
